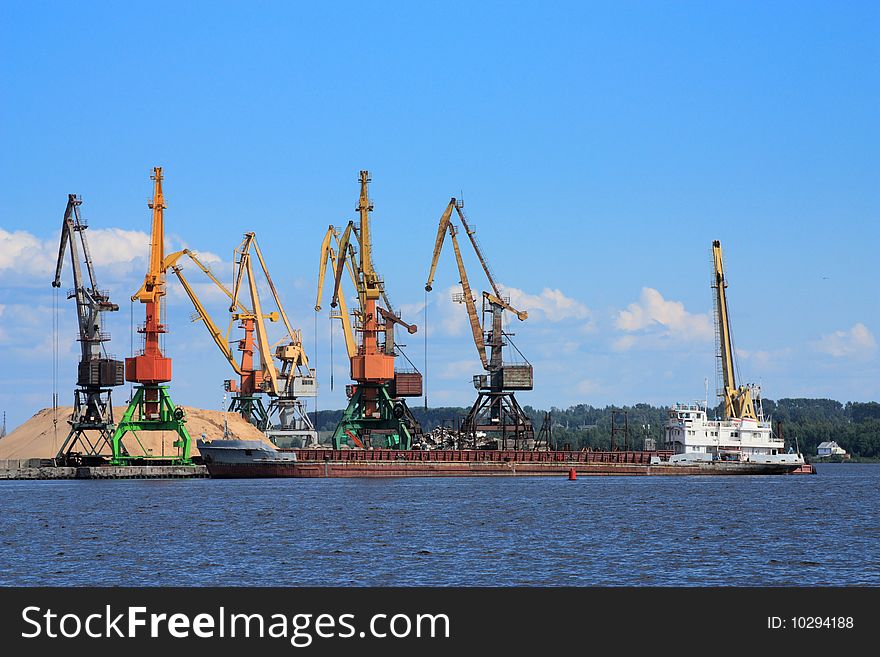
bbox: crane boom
[167,263,241,376]
[484,292,528,321]
[232,233,280,395]
[357,170,379,298]
[132,169,166,305]
[425,199,456,292]
[454,203,502,300]
[52,195,120,363]
[712,240,757,421]
[316,226,357,359]
[449,224,489,369]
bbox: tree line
[308,399,880,458]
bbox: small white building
[817,441,847,458]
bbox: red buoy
[568,468,577,480]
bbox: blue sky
[1,1,877,431]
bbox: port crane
[712,239,759,421]
[51,194,125,464]
[230,232,317,445]
[163,248,276,430]
[111,167,193,465]
[425,198,534,448]
[315,172,422,449]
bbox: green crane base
[331,384,418,450]
[228,394,268,430]
[111,385,193,465]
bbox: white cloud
[0,228,54,275]
[425,285,469,337]
[438,358,482,381]
[501,286,591,323]
[814,323,877,359]
[0,226,151,285]
[575,379,599,395]
[611,335,638,352]
[83,228,149,267]
[614,287,713,349]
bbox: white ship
[663,240,807,470]
[663,398,804,466]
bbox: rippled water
[1,464,878,586]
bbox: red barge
[197,439,811,477]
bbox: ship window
[732,432,738,438]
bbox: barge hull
[202,449,803,478]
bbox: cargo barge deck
[200,444,813,478]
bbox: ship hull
[200,447,805,478]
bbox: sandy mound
[0,406,272,460]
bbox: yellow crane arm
[425,199,456,292]
[168,264,242,376]
[316,225,358,359]
[712,240,756,421]
[243,242,281,396]
[449,225,489,370]
[164,249,250,313]
[132,167,167,303]
[484,292,528,321]
[332,221,362,310]
[357,170,378,296]
[454,203,503,300]
[316,226,336,312]
[329,248,358,359]
[378,307,417,334]
[251,237,298,354]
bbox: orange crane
[425,197,534,449]
[111,167,192,465]
[315,172,422,449]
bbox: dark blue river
[1,464,878,586]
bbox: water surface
[1,464,877,586]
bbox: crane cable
[129,298,134,402]
[424,288,428,410]
[329,311,334,392]
[313,309,318,429]
[52,285,59,451]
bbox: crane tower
[51,194,125,464]
[110,168,193,465]
[425,198,535,449]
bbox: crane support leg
[330,383,421,450]
[55,387,122,465]
[228,395,269,430]
[461,391,535,450]
[111,385,193,465]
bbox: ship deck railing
[288,449,675,464]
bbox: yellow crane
[230,232,318,444]
[425,197,534,449]
[712,240,758,421]
[164,248,278,427]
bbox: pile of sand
[0,406,272,460]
